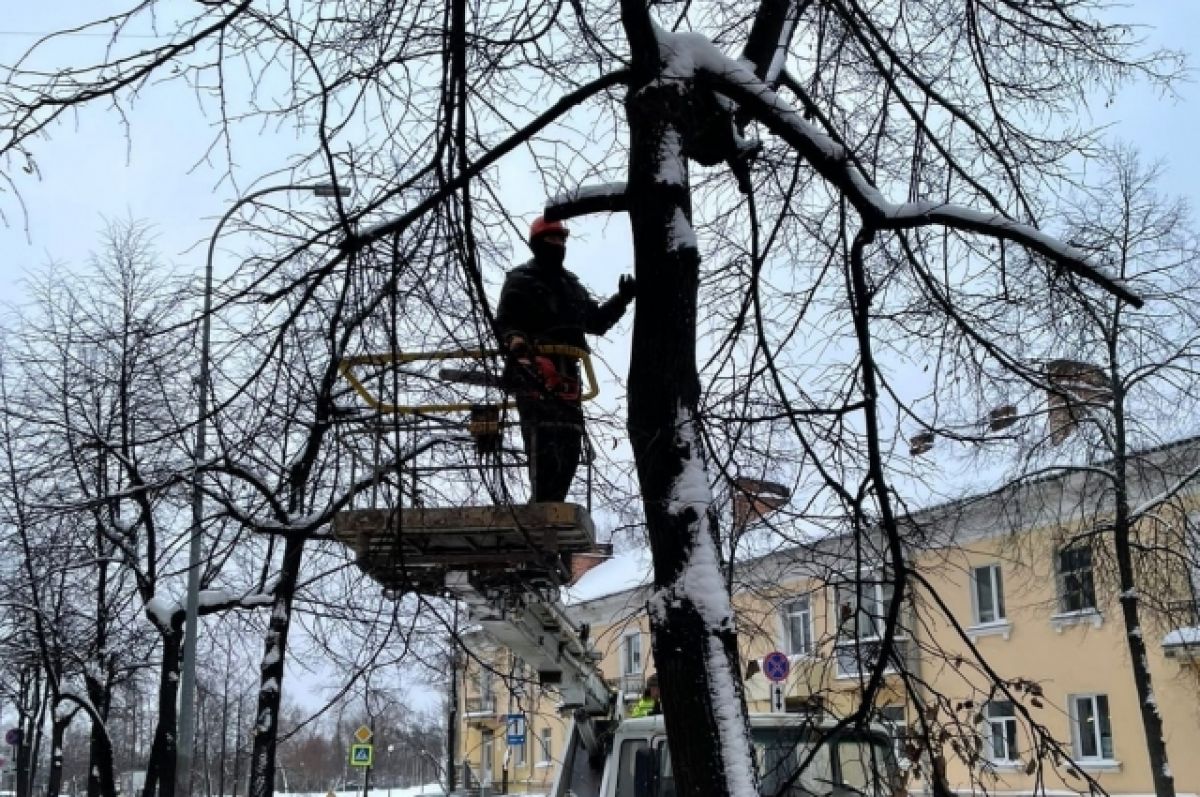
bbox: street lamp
[176,180,352,796]
[387,744,395,797]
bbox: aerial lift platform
[333,346,614,721]
[334,502,595,589]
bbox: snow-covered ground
[277,787,446,797]
[277,788,547,797]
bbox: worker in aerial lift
[495,216,636,502]
[628,674,661,717]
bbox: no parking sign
[763,651,790,683]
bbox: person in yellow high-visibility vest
[628,674,660,718]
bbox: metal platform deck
[333,502,596,594]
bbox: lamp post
[177,181,351,797]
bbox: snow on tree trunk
[142,627,182,797]
[83,673,118,797]
[248,536,305,797]
[1111,386,1176,797]
[625,67,758,797]
[46,718,67,797]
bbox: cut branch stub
[544,183,630,221]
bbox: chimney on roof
[1044,359,1112,445]
[732,477,791,531]
[569,543,613,585]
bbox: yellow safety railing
[338,345,599,415]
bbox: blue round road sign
[5,728,22,746]
[763,651,790,683]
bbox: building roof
[567,435,1200,609]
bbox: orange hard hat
[529,216,569,243]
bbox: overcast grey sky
[1,2,1197,304]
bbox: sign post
[769,683,786,714]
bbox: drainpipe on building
[447,603,460,794]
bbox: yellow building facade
[455,445,1200,796]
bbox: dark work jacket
[494,259,629,354]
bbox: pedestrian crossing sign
[350,743,374,767]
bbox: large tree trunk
[84,673,118,797]
[248,536,306,797]
[46,715,69,797]
[15,671,45,797]
[1110,378,1176,797]
[143,628,183,797]
[624,72,758,797]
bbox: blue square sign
[506,713,526,745]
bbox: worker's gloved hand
[618,274,636,302]
[532,356,564,393]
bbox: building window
[783,595,813,655]
[834,575,904,677]
[622,632,642,676]
[1058,545,1097,613]
[511,655,527,697]
[480,668,495,708]
[836,577,896,641]
[877,705,907,762]
[1070,694,1114,761]
[538,727,553,764]
[481,732,495,785]
[983,701,1018,762]
[972,564,1006,625]
[513,736,528,768]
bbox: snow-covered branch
[143,587,276,633]
[545,182,629,220]
[652,27,1143,308]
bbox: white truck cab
[552,712,902,797]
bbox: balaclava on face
[531,238,566,271]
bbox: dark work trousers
[515,395,584,503]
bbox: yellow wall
[912,527,1200,794]
[458,646,576,794]
[456,518,1200,795]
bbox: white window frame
[1069,694,1115,763]
[510,655,527,697]
[481,732,495,785]
[537,727,553,766]
[512,733,528,768]
[971,564,1007,625]
[833,574,905,678]
[877,705,907,763]
[782,594,814,656]
[621,631,642,676]
[982,701,1019,764]
[480,668,495,708]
